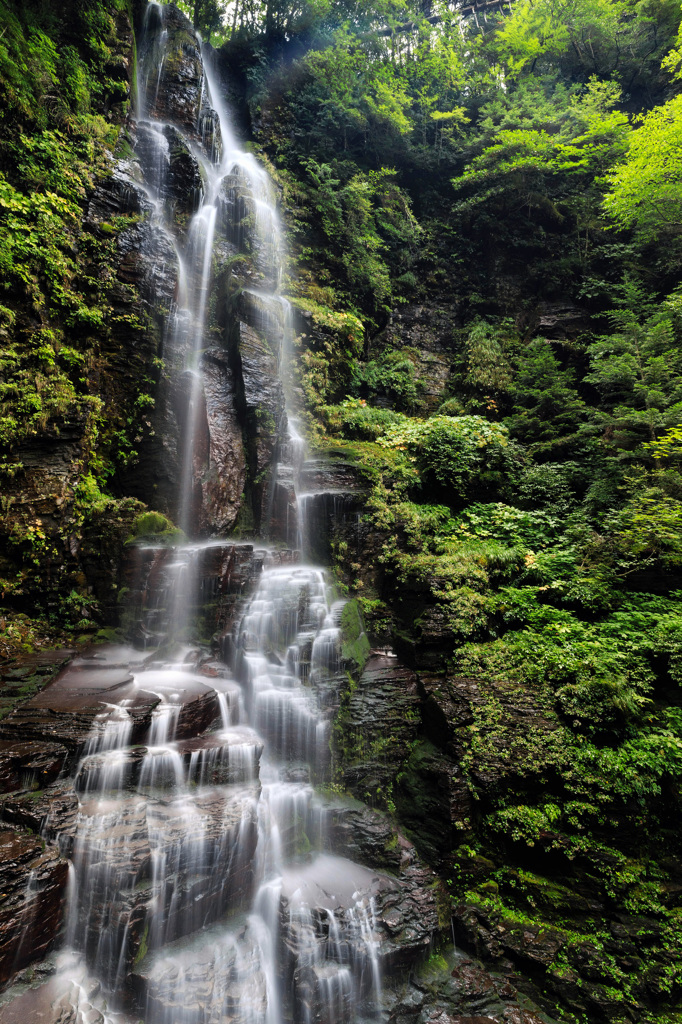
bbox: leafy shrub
[378,414,515,501]
[350,349,421,410]
[321,399,403,440]
[449,502,563,548]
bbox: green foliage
[378,414,514,500]
[294,161,418,310]
[496,0,678,85]
[585,280,682,446]
[451,502,563,548]
[604,95,682,249]
[0,0,129,454]
[321,399,403,440]
[350,349,421,410]
[460,319,514,411]
[293,297,365,406]
[505,339,586,451]
[340,598,371,669]
[459,77,629,188]
[606,484,682,570]
[292,296,364,351]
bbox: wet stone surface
[0,740,68,794]
[385,951,552,1024]
[0,826,69,988]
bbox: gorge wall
[2,2,682,1024]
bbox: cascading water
[0,6,408,1024]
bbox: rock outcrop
[335,654,421,810]
[0,826,69,988]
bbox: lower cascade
[0,556,440,1024]
[64,563,409,1024]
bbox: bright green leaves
[0,0,126,457]
[291,298,365,408]
[643,422,682,461]
[449,76,631,295]
[496,0,621,77]
[0,170,109,331]
[456,77,629,208]
[604,476,682,571]
[604,94,682,246]
[0,173,79,308]
[451,501,562,548]
[462,320,514,410]
[296,160,417,309]
[350,349,421,410]
[289,37,415,159]
[496,0,680,85]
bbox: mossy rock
[126,511,184,545]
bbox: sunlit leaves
[496,0,620,76]
[604,95,682,244]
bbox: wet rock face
[146,789,259,950]
[369,304,459,412]
[0,652,156,761]
[375,861,441,968]
[218,172,281,291]
[199,349,247,534]
[293,457,365,562]
[336,655,421,811]
[227,318,287,532]
[532,301,591,340]
[73,731,261,793]
[0,651,76,722]
[0,648,221,762]
[64,789,259,987]
[136,122,204,221]
[80,154,180,532]
[280,852,440,1022]
[123,542,266,645]
[395,738,473,868]
[327,805,414,872]
[298,487,362,564]
[0,740,68,794]
[3,781,80,855]
[88,156,180,319]
[299,459,363,494]
[385,951,550,1024]
[138,4,216,146]
[131,922,269,1024]
[0,826,69,988]
[0,426,87,620]
[0,969,111,1024]
[454,896,676,1024]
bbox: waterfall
[0,6,414,1024]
